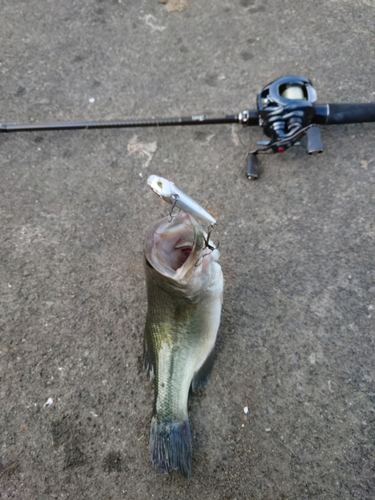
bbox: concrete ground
[1,1,374,498]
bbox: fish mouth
[172,238,195,270]
[145,213,203,278]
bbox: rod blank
[0,114,240,133]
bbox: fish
[143,212,223,478]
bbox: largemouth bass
[143,212,223,478]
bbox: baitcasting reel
[244,75,324,179]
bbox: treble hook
[204,224,216,251]
[194,224,218,267]
[168,194,181,222]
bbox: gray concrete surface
[1,1,374,498]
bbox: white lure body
[147,174,217,226]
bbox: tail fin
[149,416,192,478]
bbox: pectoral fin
[191,347,215,393]
[143,331,156,382]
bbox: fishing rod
[2,75,375,179]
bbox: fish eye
[157,181,163,188]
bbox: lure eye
[157,181,163,189]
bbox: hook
[168,194,180,222]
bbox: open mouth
[171,237,194,270]
[146,213,204,278]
